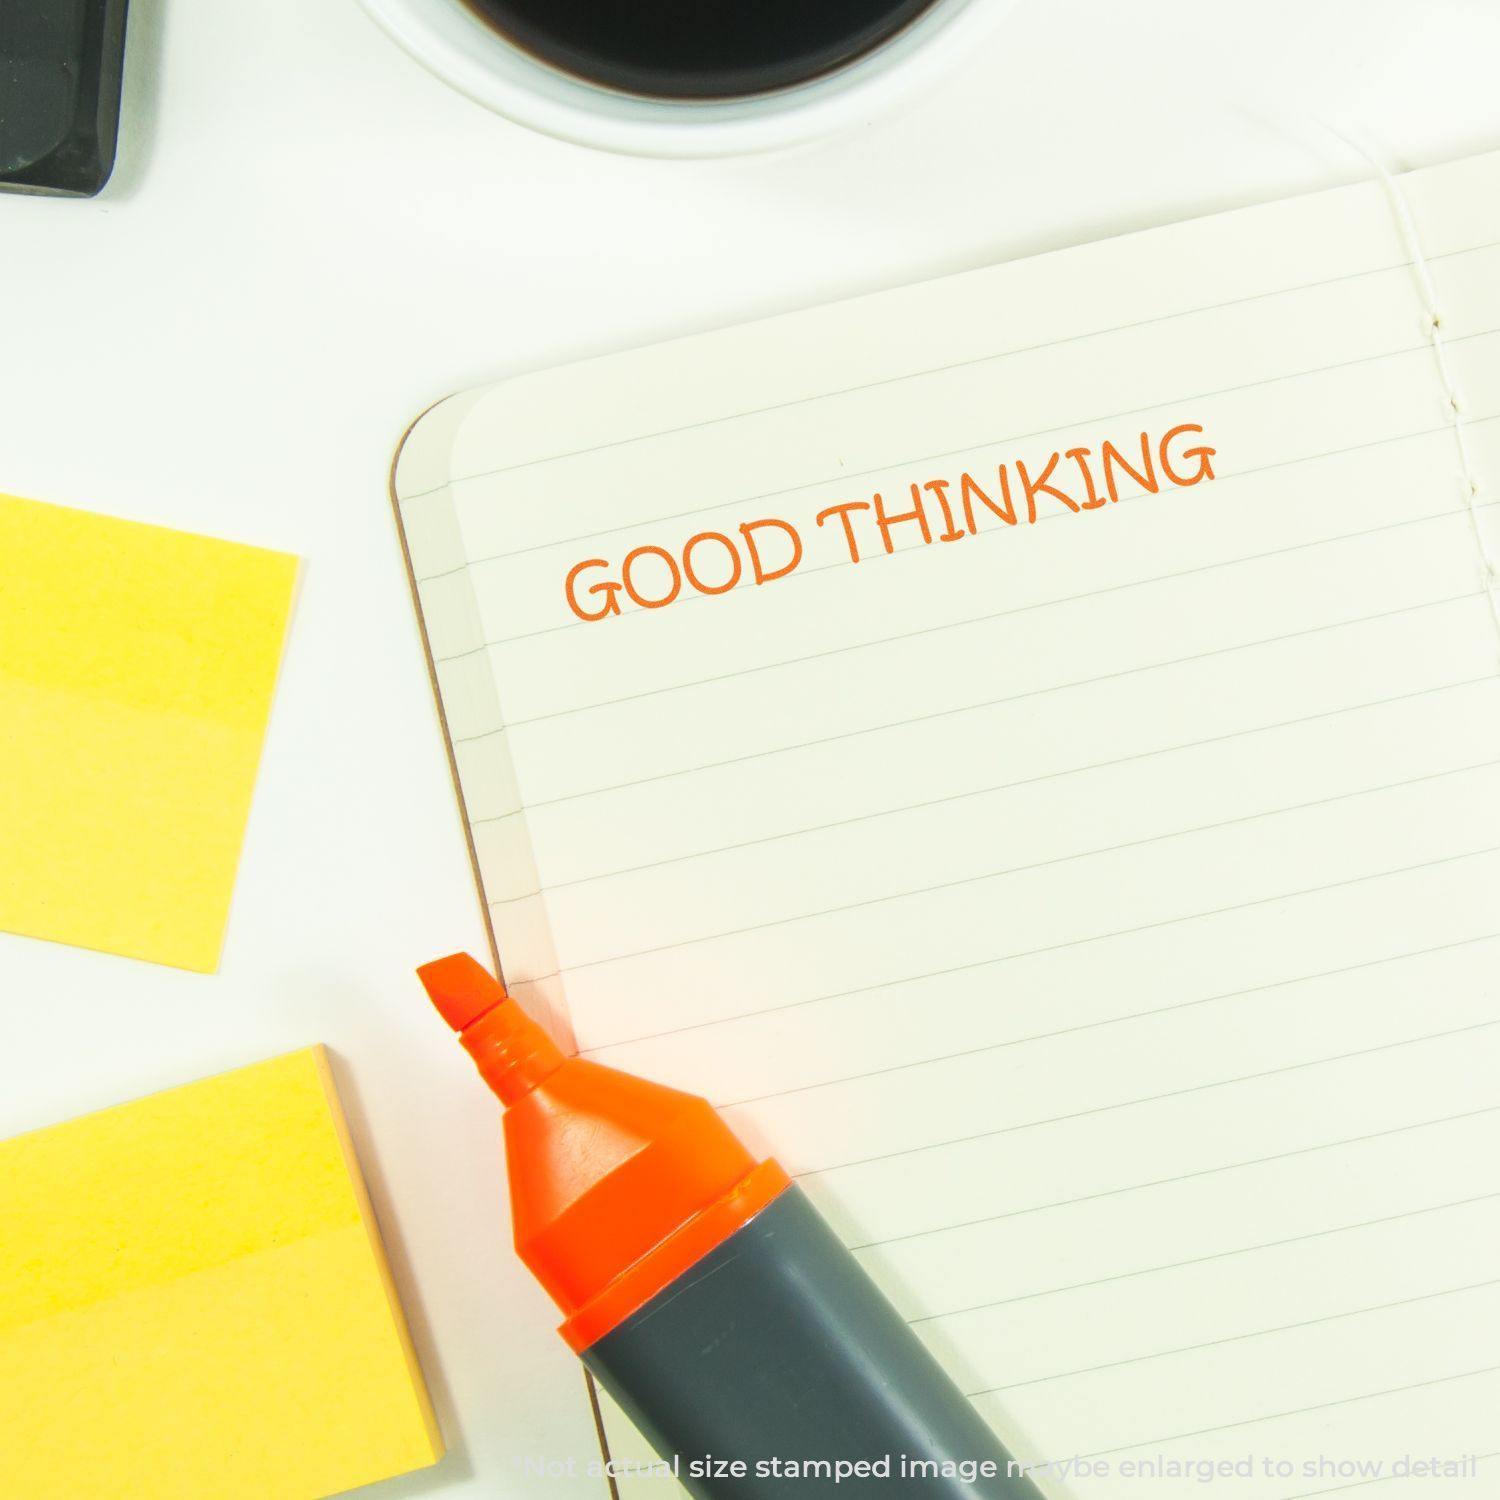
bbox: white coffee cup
[358,0,1008,157]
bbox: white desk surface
[2,1,1497,1495]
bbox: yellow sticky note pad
[0,1048,444,1498]
[0,493,297,971]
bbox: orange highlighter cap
[418,954,790,1350]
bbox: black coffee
[462,0,942,101]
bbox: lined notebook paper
[394,151,1500,1499]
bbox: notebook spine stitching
[1351,138,1500,655]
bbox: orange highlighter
[419,953,1043,1498]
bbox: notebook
[392,150,1500,1498]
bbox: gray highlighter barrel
[583,1185,1043,1498]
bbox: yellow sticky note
[0,1048,445,1499]
[0,493,297,971]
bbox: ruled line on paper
[799,1018,1500,1182]
[846,1107,1500,1254]
[1283,1450,1497,1499]
[397,236,1500,510]
[1068,1364,1500,1463]
[478,589,1488,818]
[462,412,1500,648]
[511,842,1500,1043]
[491,677,1496,899]
[909,1193,1500,1324]
[420,328,1500,624]
[967,1278,1500,1398]
[551,759,1500,974]
[719,930,1500,1109]
[490,501,1500,731]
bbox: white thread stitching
[1329,129,1500,650]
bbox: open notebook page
[394,151,1500,1499]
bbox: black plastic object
[1,0,130,196]
[461,0,939,101]
[584,1185,1044,1498]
